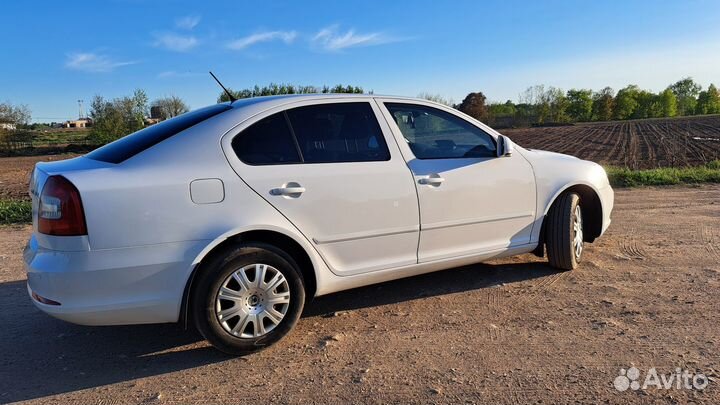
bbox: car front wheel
[546,192,583,270]
[192,242,305,355]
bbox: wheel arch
[542,183,604,243]
[180,227,318,328]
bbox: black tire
[192,242,305,355]
[546,192,583,270]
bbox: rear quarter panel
[58,105,332,298]
[63,110,282,249]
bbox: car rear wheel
[192,242,305,355]
[546,192,583,270]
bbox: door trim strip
[313,225,419,245]
[422,212,535,231]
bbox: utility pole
[77,99,84,119]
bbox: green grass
[0,200,32,224]
[33,130,91,145]
[606,160,720,187]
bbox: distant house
[63,118,92,128]
[150,106,163,120]
[0,121,16,130]
[146,106,164,126]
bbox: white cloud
[175,15,201,30]
[65,52,137,73]
[226,31,297,50]
[312,25,399,51]
[153,33,199,52]
[158,70,203,79]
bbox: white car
[25,94,613,354]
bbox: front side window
[384,103,496,159]
[286,102,390,163]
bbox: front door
[224,99,420,275]
[378,100,536,263]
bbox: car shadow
[303,260,557,317]
[0,260,558,403]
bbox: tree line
[449,77,720,128]
[217,83,365,102]
[0,102,31,125]
[88,91,190,144]
[90,84,364,144]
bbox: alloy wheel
[573,205,583,259]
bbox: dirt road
[0,186,718,404]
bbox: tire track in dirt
[481,286,504,342]
[485,287,501,308]
[504,271,569,313]
[613,225,653,269]
[699,224,720,262]
[618,239,647,261]
[480,269,570,342]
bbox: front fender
[519,148,613,244]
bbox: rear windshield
[86,104,232,164]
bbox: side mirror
[497,135,514,157]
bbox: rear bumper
[24,235,208,326]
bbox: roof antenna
[209,71,237,103]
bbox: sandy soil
[0,186,718,404]
[0,154,78,200]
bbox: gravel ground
[0,185,718,405]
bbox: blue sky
[2,0,720,122]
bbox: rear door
[377,100,536,262]
[223,99,419,276]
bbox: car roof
[227,93,428,110]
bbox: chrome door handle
[270,182,305,198]
[418,174,445,186]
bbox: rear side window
[86,104,232,164]
[232,112,301,165]
[286,103,390,163]
[231,102,390,165]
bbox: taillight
[38,176,87,236]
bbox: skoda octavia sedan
[25,94,613,354]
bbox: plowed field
[503,115,720,169]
